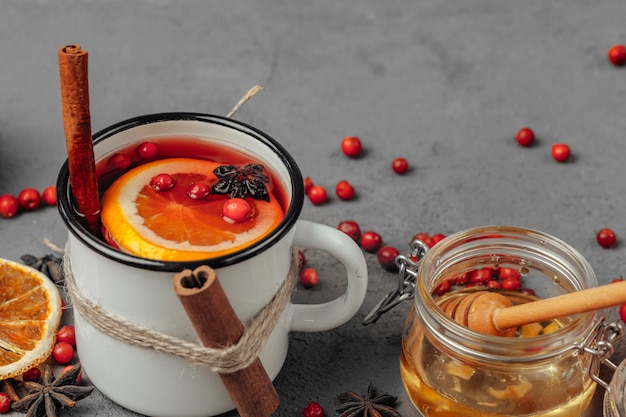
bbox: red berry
[300,268,319,288]
[150,173,176,191]
[222,198,253,223]
[498,267,521,281]
[431,233,446,245]
[0,194,19,218]
[335,180,355,200]
[17,188,42,211]
[0,392,10,414]
[337,220,361,242]
[412,232,434,248]
[22,367,41,382]
[303,177,314,194]
[620,304,626,323]
[57,325,77,346]
[52,341,75,364]
[62,365,83,384]
[110,153,131,170]
[436,279,452,296]
[608,44,626,66]
[303,401,325,417]
[597,228,617,249]
[187,182,211,200]
[341,136,362,158]
[501,278,522,291]
[515,127,535,147]
[377,246,399,271]
[137,141,159,159]
[551,143,571,162]
[41,185,57,206]
[486,280,502,289]
[469,268,493,283]
[360,231,383,253]
[297,250,306,270]
[391,157,409,174]
[307,185,327,205]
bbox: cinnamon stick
[173,266,279,417]
[58,44,100,234]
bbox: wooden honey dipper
[439,280,626,337]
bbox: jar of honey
[380,226,622,417]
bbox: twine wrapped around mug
[62,247,299,374]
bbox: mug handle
[289,220,368,332]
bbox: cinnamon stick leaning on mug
[58,44,101,235]
[172,266,280,417]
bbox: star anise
[12,365,94,417]
[212,163,270,201]
[335,383,402,417]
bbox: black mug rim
[56,112,305,272]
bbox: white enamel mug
[56,113,368,417]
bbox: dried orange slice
[0,259,62,380]
[101,158,284,261]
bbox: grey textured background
[1,1,625,416]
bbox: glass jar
[399,226,620,417]
[604,358,626,417]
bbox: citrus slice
[0,258,62,380]
[101,157,285,261]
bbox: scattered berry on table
[0,194,20,218]
[335,180,355,200]
[377,246,400,271]
[22,367,41,382]
[620,304,626,323]
[551,143,571,162]
[391,157,409,175]
[297,250,306,270]
[56,325,77,347]
[300,268,319,288]
[222,198,253,223]
[431,233,446,245]
[303,177,314,194]
[337,220,361,242]
[515,127,535,147]
[137,141,159,159]
[0,392,11,414]
[596,228,617,249]
[307,185,328,205]
[17,188,42,211]
[608,44,626,66]
[51,341,75,365]
[412,232,435,248]
[360,231,383,253]
[303,401,325,417]
[341,136,362,158]
[41,185,57,206]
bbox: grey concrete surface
[1,0,626,416]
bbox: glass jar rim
[415,225,600,362]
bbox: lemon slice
[101,158,284,261]
[0,259,62,380]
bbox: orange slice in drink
[0,259,62,380]
[101,158,285,261]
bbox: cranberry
[341,136,362,158]
[17,188,42,211]
[501,278,522,291]
[620,304,626,323]
[187,182,211,200]
[222,198,253,223]
[300,268,319,288]
[41,185,57,206]
[101,225,120,249]
[0,194,19,218]
[412,232,434,248]
[377,245,399,271]
[62,365,83,384]
[22,367,41,382]
[608,44,626,66]
[391,157,409,174]
[303,177,314,194]
[596,228,617,249]
[431,233,446,245]
[335,180,355,200]
[57,325,77,346]
[515,127,535,147]
[486,280,502,289]
[469,268,493,283]
[360,230,383,253]
[150,173,176,191]
[297,250,306,270]
[52,341,75,364]
[137,142,159,159]
[307,185,327,205]
[303,401,325,417]
[520,288,536,297]
[0,392,10,414]
[551,143,571,162]
[498,267,521,281]
[110,153,131,170]
[454,272,470,285]
[337,220,361,242]
[436,279,452,296]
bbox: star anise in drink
[335,383,402,417]
[212,164,270,201]
[12,365,94,417]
